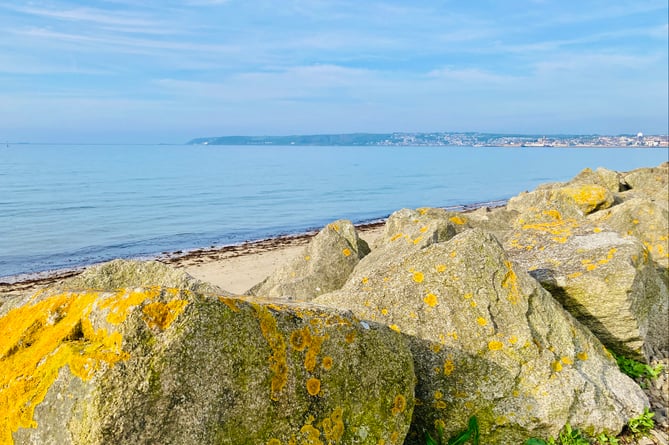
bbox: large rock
[504,210,669,362]
[249,219,370,300]
[375,208,458,249]
[1,286,415,444]
[316,229,647,444]
[589,198,669,271]
[462,206,519,241]
[508,183,615,218]
[568,167,626,193]
[623,163,669,192]
[62,259,226,294]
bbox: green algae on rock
[2,287,414,445]
[61,259,227,294]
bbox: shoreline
[0,199,506,295]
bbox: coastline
[0,200,506,296]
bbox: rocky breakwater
[1,162,667,444]
[0,261,415,444]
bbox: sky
[0,0,667,143]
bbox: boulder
[249,220,370,300]
[62,259,225,294]
[623,163,669,192]
[316,229,647,444]
[508,183,615,217]
[463,206,519,242]
[376,208,458,249]
[1,287,415,444]
[504,210,669,362]
[568,167,626,193]
[589,198,669,271]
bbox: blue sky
[0,1,667,143]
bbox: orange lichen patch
[488,340,504,351]
[100,286,162,324]
[0,290,138,444]
[290,326,312,351]
[469,301,477,308]
[412,271,424,283]
[342,248,352,257]
[329,223,340,232]
[435,264,447,273]
[391,394,406,415]
[434,390,443,399]
[299,423,324,445]
[447,331,458,341]
[449,215,467,225]
[449,251,457,258]
[345,330,356,344]
[253,304,288,401]
[305,255,311,261]
[567,272,583,279]
[322,407,344,442]
[389,324,400,333]
[476,317,487,326]
[417,208,428,215]
[551,361,563,372]
[431,344,442,353]
[412,236,424,245]
[304,332,325,373]
[433,400,447,409]
[560,356,573,365]
[361,277,369,284]
[463,292,473,299]
[322,356,333,371]
[142,300,189,330]
[423,293,438,307]
[380,308,389,316]
[218,296,240,312]
[501,261,521,304]
[419,226,429,233]
[443,359,455,376]
[577,351,588,361]
[306,377,321,396]
[508,335,518,345]
[267,439,282,445]
[593,227,602,233]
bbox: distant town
[189,132,669,148]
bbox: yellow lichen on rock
[391,394,406,415]
[0,289,167,444]
[501,261,521,304]
[253,304,288,401]
[560,184,612,214]
[142,299,189,330]
[100,286,162,324]
[322,407,344,442]
[306,377,321,396]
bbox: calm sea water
[1,144,667,279]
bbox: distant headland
[188,132,669,148]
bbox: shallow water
[0,144,666,278]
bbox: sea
[1,144,667,280]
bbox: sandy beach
[0,222,386,298]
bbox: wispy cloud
[0,0,667,141]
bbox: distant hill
[187,132,669,148]
[188,133,393,146]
